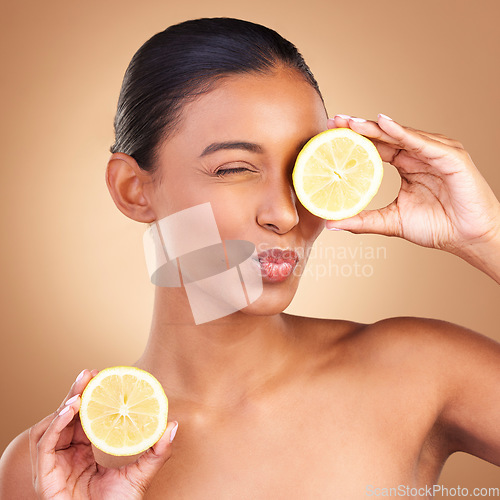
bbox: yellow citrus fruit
[293,128,383,220]
[79,366,168,456]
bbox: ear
[105,153,157,223]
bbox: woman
[1,17,499,499]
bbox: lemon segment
[293,128,383,220]
[79,366,168,456]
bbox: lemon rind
[80,366,169,456]
[293,128,384,220]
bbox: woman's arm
[436,320,500,466]
[324,116,500,463]
[326,114,500,284]
[371,317,500,466]
[452,227,500,284]
[0,370,178,499]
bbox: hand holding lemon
[295,114,500,268]
[29,368,177,500]
[80,366,169,457]
[292,127,384,220]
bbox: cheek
[153,177,243,219]
[210,189,254,237]
[298,205,325,240]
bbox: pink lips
[255,248,299,283]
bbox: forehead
[158,68,327,157]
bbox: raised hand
[29,369,178,499]
[325,114,500,260]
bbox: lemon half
[293,128,383,220]
[79,366,168,456]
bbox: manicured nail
[335,114,351,120]
[327,227,344,231]
[59,406,71,417]
[75,370,85,383]
[169,422,179,443]
[378,113,392,121]
[350,117,367,123]
[65,394,80,406]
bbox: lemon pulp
[79,366,168,456]
[293,128,383,220]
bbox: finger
[331,114,464,151]
[325,202,402,237]
[64,370,99,446]
[36,397,81,482]
[53,369,91,413]
[367,140,403,166]
[124,421,179,490]
[367,140,434,178]
[29,416,54,487]
[30,369,91,483]
[379,120,464,149]
[326,118,408,173]
[409,130,464,149]
[44,369,90,436]
[329,114,350,128]
[330,115,399,145]
[376,114,457,162]
[328,116,405,167]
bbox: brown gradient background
[1,0,499,492]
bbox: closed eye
[215,167,252,176]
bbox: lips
[254,248,299,282]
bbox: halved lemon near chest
[293,128,383,220]
[79,366,168,456]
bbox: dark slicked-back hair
[110,17,324,173]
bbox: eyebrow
[199,141,264,157]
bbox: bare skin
[1,67,499,499]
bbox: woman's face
[149,67,328,315]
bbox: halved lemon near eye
[292,128,383,220]
[79,366,168,456]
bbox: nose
[256,171,299,234]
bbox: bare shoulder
[285,313,500,463]
[286,312,500,407]
[0,429,37,500]
[330,315,500,381]
[362,315,500,364]
[284,312,500,366]
[366,316,500,463]
[343,315,500,460]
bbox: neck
[135,286,297,410]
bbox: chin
[238,300,291,317]
[238,280,299,317]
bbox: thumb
[124,421,179,489]
[325,202,402,236]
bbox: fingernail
[327,227,344,231]
[76,370,85,383]
[378,113,393,121]
[59,406,71,417]
[169,422,179,443]
[350,117,367,123]
[335,114,351,120]
[65,394,80,406]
